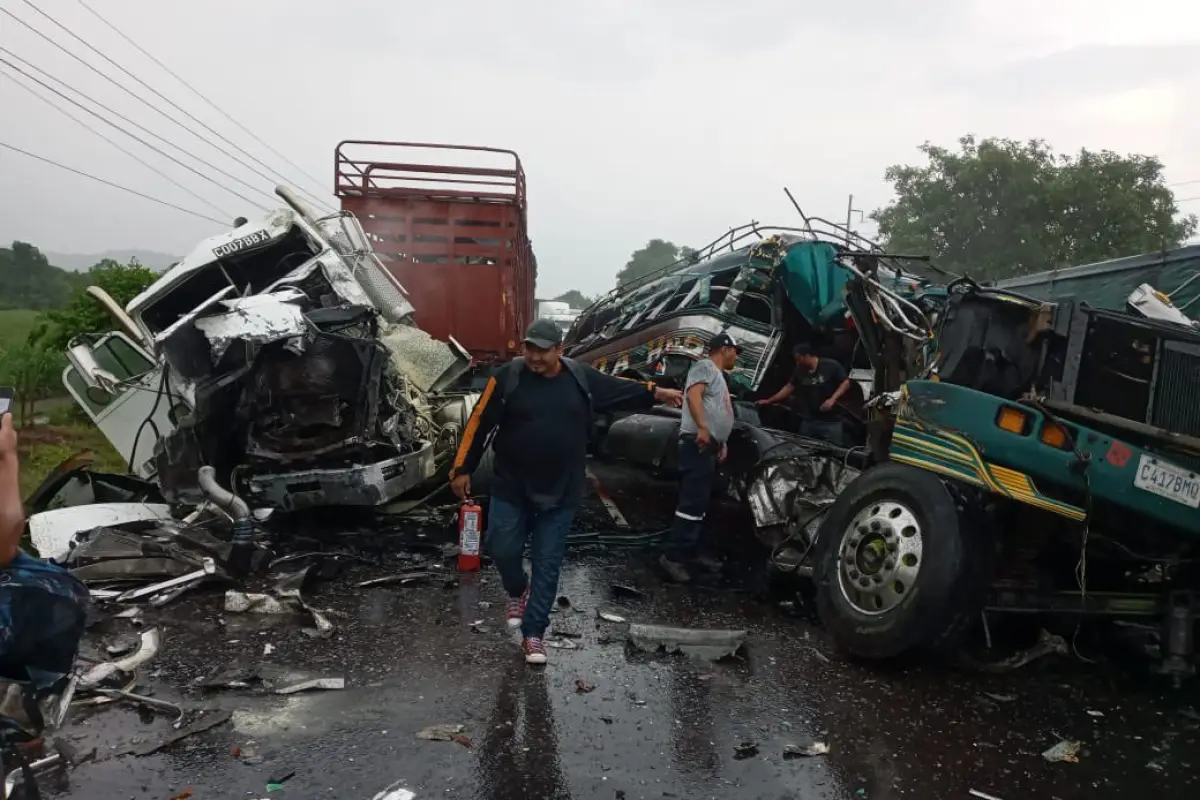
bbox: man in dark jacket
[451,320,683,665]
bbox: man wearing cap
[658,332,740,583]
[451,319,683,664]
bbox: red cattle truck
[334,141,536,361]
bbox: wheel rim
[835,500,923,616]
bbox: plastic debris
[627,624,747,661]
[783,741,829,758]
[416,724,466,741]
[1041,739,1082,763]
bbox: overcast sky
[2,0,1199,298]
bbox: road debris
[598,611,627,624]
[546,638,579,650]
[417,724,466,742]
[969,790,1005,800]
[783,741,829,758]
[1042,739,1082,763]
[369,782,417,800]
[275,676,345,694]
[610,584,646,601]
[733,741,759,760]
[199,664,344,694]
[355,571,436,588]
[225,591,292,615]
[964,630,1069,672]
[81,688,186,726]
[119,710,234,757]
[627,624,747,661]
[574,679,596,694]
[80,628,161,689]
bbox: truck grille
[1152,339,1200,438]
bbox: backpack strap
[500,357,593,415]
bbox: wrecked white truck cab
[63,188,478,512]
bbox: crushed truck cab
[63,189,481,511]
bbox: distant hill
[45,249,179,273]
[0,242,87,311]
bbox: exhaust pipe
[197,466,254,575]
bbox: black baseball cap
[523,318,564,349]
[708,332,741,353]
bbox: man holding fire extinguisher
[451,319,683,665]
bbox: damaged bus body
[800,268,1200,679]
[61,188,483,512]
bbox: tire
[812,462,991,660]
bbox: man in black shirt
[756,343,851,445]
[451,319,682,665]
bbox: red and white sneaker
[522,637,547,665]
[506,585,529,629]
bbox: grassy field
[17,407,127,501]
[0,308,42,348]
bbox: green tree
[872,135,1198,281]
[553,290,594,308]
[615,239,695,286]
[0,344,64,426]
[0,242,85,311]
[34,259,158,351]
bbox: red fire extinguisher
[458,499,483,572]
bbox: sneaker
[522,637,548,665]
[506,585,529,629]
[658,554,692,584]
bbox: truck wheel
[812,463,989,660]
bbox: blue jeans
[664,435,719,563]
[485,495,576,639]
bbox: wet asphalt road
[46,465,1200,800]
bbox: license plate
[1133,454,1200,509]
[212,229,270,258]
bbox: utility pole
[845,194,863,245]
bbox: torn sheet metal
[627,624,747,661]
[380,323,471,394]
[63,523,231,585]
[200,663,344,695]
[29,503,174,562]
[224,566,334,637]
[746,448,860,550]
[194,290,309,361]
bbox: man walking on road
[451,319,683,664]
[757,343,851,445]
[658,332,740,584]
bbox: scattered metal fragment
[969,790,1004,800]
[806,645,830,663]
[1087,710,1105,718]
[105,635,140,657]
[3,753,64,799]
[1042,739,1082,763]
[89,688,186,726]
[610,584,646,601]
[416,724,465,742]
[114,608,142,620]
[114,558,217,603]
[598,611,627,624]
[574,679,596,694]
[355,571,435,588]
[783,741,829,758]
[963,630,1069,672]
[369,782,417,800]
[122,710,233,757]
[274,677,345,695]
[733,741,759,760]
[80,628,162,688]
[627,624,747,661]
[225,591,292,615]
[982,693,1015,703]
[546,638,579,650]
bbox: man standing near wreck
[658,332,740,584]
[450,319,683,665]
[757,343,851,445]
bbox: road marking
[586,469,630,528]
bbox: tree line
[554,135,1197,304]
[0,242,158,426]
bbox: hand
[0,414,16,462]
[756,398,773,406]
[655,387,683,408]
[450,473,471,501]
[820,398,836,413]
[718,443,728,464]
[696,426,711,450]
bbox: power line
[0,48,271,211]
[0,64,234,220]
[0,5,316,211]
[0,140,227,225]
[20,0,333,212]
[73,0,332,204]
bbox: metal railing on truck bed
[333,141,535,361]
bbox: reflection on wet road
[47,463,1200,799]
